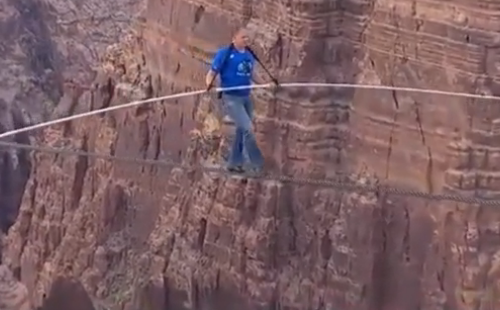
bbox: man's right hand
[205,70,217,91]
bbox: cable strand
[1,140,499,205]
[0,82,499,139]
[1,83,499,204]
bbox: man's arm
[250,56,257,84]
[205,48,225,88]
[205,70,217,88]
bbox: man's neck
[232,43,246,52]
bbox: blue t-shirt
[210,46,255,97]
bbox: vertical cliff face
[0,100,32,235]
[0,265,30,310]
[3,0,500,310]
[1,0,142,119]
[350,2,500,309]
[0,0,142,236]
[0,0,140,308]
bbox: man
[205,28,264,174]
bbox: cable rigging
[0,139,499,205]
[1,82,499,139]
[0,83,499,205]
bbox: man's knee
[236,125,254,138]
[224,96,252,129]
[235,116,252,132]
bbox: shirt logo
[237,59,252,76]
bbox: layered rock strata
[3,0,500,310]
[0,0,142,235]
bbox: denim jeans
[221,94,264,169]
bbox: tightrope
[0,140,498,205]
[0,82,499,139]
[1,82,499,205]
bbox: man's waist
[220,85,251,94]
[221,91,249,98]
[220,81,251,87]
[221,90,250,98]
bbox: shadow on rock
[0,264,30,310]
[0,99,31,234]
[37,277,95,310]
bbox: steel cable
[0,83,498,205]
[1,139,499,205]
[1,82,499,139]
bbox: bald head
[232,27,249,49]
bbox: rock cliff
[0,0,140,308]
[3,0,500,310]
[0,0,142,234]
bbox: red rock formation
[0,0,142,240]
[37,277,96,310]
[0,264,30,310]
[3,0,500,310]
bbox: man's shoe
[227,165,245,174]
[246,165,264,177]
[223,115,234,125]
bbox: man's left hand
[269,79,280,92]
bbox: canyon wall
[2,0,500,309]
[0,0,141,234]
[0,0,140,308]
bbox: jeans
[221,94,264,169]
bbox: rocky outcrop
[0,0,141,307]
[3,0,500,310]
[0,100,32,234]
[0,264,30,310]
[36,277,95,310]
[0,0,142,120]
[0,0,142,234]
